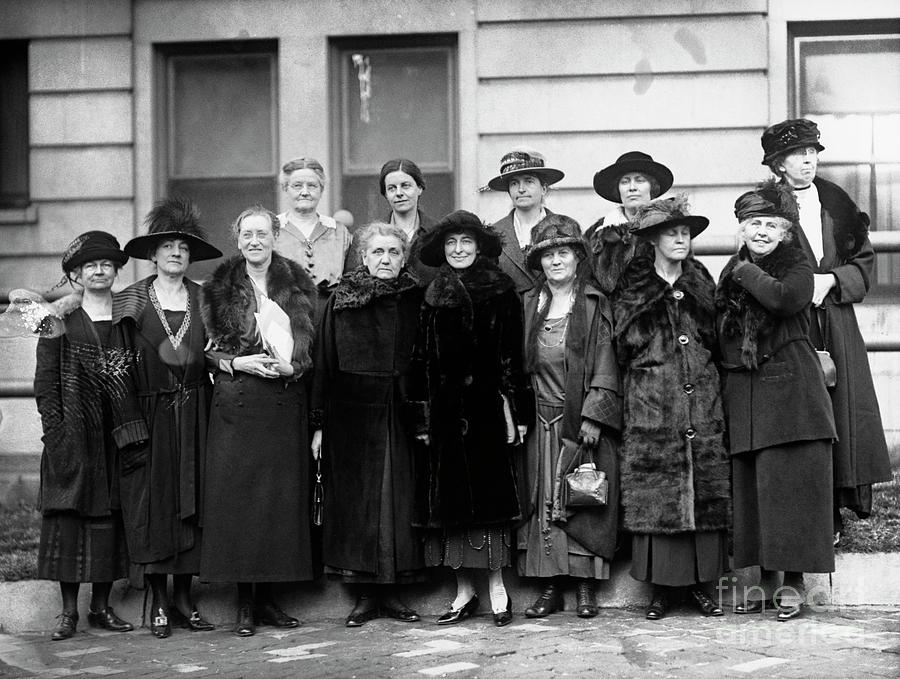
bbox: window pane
[874,163,900,286]
[0,40,29,208]
[874,114,900,162]
[811,115,872,162]
[171,54,274,177]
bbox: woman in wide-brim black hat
[584,151,674,295]
[614,195,730,622]
[116,197,221,638]
[410,210,533,628]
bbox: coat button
[673,290,684,300]
[685,428,696,439]
[678,334,689,345]
[684,383,695,394]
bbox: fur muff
[814,177,869,259]
[614,253,730,535]
[200,252,316,374]
[717,242,809,369]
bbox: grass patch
[0,504,40,581]
[837,469,900,553]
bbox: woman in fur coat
[199,206,317,637]
[614,196,730,621]
[410,210,532,627]
[717,183,837,621]
[760,119,891,541]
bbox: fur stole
[424,258,514,329]
[813,177,870,260]
[614,252,716,351]
[716,242,808,369]
[200,252,316,372]
[333,266,419,311]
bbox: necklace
[149,282,191,350]
[538,315,569,348]
[543,315,567,332]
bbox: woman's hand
[232,353,279,378]
[812,273,836,307]
[578,418,601,448]
[268,345,295,377]
[311,429,323,460]
[416,433,431,446]
[517,424,528,444]
[501,394,516,444]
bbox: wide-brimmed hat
[525,214,587,271]
[124,196,222,262]
[734,180,800,224]
[592,151,673,204]
[760,118,825,165]
[61,231,129,273]
[631,194,709,239]
[486,148,564,192]
[417,210,503,267]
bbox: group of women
[35,118,891,640]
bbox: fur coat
[409,258,533,528]
[614,253,730,535]
[199,252,316,377]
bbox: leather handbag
[312,457,324,526]
[816,349,837,389]
[562,444,608,508]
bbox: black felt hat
[417,210,503,267]
[592,151,673,203]
[124,196,222,262]
[61,231,129,273]
[760,118,825,165]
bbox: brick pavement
[0,605,897,678]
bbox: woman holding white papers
[199,206,318,637]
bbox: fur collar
[614,252,715,338]
[424,258,514,332]
[333,266,419,310]
[716,242,808,369]
[813,177,870,259]
[200,252,316,372]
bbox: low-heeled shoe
[646,592,668,620]
[689,588,724,617]
[436,595,478,625]
[493,596,513,628]
[346,596,379,627]
[150,606,171,639]
[777,604,805,622]
[734,598,778,614]
[234,604,255,637]
[524,584,562,618]
[51,611,78,641]
[87,606,133,632]
[170,607,214,631]
[254,602,299,628]
[381,599,420,623]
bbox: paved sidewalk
[0,605,897,678]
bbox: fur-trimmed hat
[486,148,564,192]
[760,118,825,165]
[631,194,709,239]
[417,210,503,267]
[61,231,129,273]
[124,196,222,262]
[734,180,800,225]
[526,214,586,271]
[592,151,673,203]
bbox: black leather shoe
[170,606,214,631]
[87,606,133,632]
[380,597,420,623]
[436,595,478,625]
[51,611,78,641]
[734,598,770,614]
[524,583,562,618]
[346,595,379,627]
[149,606,171,639]
[234,604,255,637]
[689,587,724,617]
[576,580,598,618]
[255,601,299,628]
[777,604,805,622]
[493,596,513,627]
[646,589,668,620]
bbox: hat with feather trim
[124,196,222,262]
[417,209,503,267]
[630,194,709,239]
[734,179,800,225]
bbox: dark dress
[115,278,211,574]
[35,307,146,582]
[311,268,425,583]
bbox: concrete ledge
[2,553,898,634]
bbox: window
[157,41,278,279]
[0,40,29,209]
[792,21,900,292]
[331,35,457,229]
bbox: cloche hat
[417,210,503,267]
[526,214,587,271]
[124,196,222,262]
[592,151,674,203]
[486,148,564,192]
[631,194,709,239]
[760,118,825,165]
[61,231,129,274]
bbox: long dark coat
[520,278,622,559]
[716,243,837,454]
[311,267,424,575]
[35,299,147,517]
[198,253,317,582]
[492,208,555,296]
[114,277,211,564]
[614,253,730,535]
[793,177,891,509]
[409,258,533,528]
[583,208,652,296]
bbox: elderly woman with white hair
[716,182,837,621]
[311,222,425,627]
